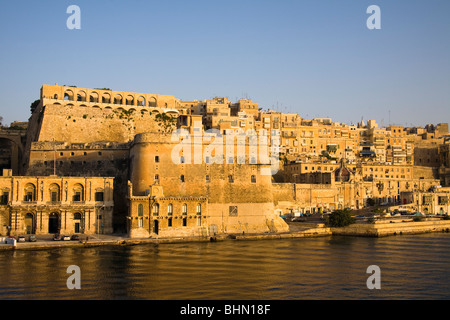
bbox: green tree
[327,209,355,227]
[30,99,40,114]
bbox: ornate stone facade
[0,170,113,236]
[2,83,449,237]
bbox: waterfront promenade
[2,216,450,251]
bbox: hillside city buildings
[1,84,450,238]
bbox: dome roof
[334,159,354,182]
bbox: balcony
[71,201,86,205]
[21,201,37,205]
[282,122,298,128]
[282,132,297,138]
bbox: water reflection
[1,233,450,299]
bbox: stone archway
[24,213,35,234]
[74,212,82,233]
[48,212,60,234]
[0,136,24,175]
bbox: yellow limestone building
[0,169,114,236]
[127,131,289,238]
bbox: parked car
[53,234,61,241]
[71,234,80,241]
[18,235,26,242]
[28,235,36,242]
[62,235,71,241]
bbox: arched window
[72,183,84,202]
[138,204,143,217]
[24,183,36,202]
[49,183,61,202]
[182,204,187,215]
[148,96,157,107]
[114,94,123,104]
[196,204,201,215]
[126,95,134,106]
[77,91,86,102]
[137,96,146,106]
[90,92,99,102]
[153,203,159,216]
[167,204,173,216]
[74,212,82,220]
[102,92,111,103]
[64,90,74,101]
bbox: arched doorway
[0,135,24,175]
[152,220,159,235]
[74,212,82,233]
[24,213,34,234]
[48,212,60,234]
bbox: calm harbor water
[1,233,450,300]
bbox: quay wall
[332,220,450,237]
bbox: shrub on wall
[327,209,355,227]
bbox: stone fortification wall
[413,165,439,180]
[33,102,173,144]
[129,132,288,234]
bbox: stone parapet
[332,220,450,237]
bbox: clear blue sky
[0,0,449,127]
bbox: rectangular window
[73,192,81,202]
[251,175,256,183]
[229,206,238,217]
[155,156,159,163]
[51,192,58,202]
[0,192,8,205]
[168,218,172,227]
[25,192,33,202]
[95,192,104,202]
[205,175,210,183]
